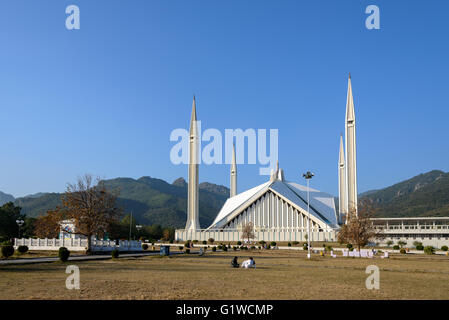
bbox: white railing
[14,238,143,252]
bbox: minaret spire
[230,143,237,197]
[186,96,200,231]
[345,74,358,221]
[338,134,347,224]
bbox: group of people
[231,256,256,269]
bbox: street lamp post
[302,171,314,259]
[16,219,24,239]
[136,225,142,240]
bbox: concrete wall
[175,229,336,243]
[14,238,143,252]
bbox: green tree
[0,202,23,240]
[22,217,37,238]
[146,224,163,240]
[397,241,407,248]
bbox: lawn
[1,249,449,300]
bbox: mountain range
[1,170,449,228]
[10,177,229,228]
[359,170,449,217]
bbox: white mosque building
[175,75,358,243]
[175,75,449,247]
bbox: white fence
[175,229,337,243]
[14,238,143,252]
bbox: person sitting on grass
[241,257,256,269]
[231,256,239,268]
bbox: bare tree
[241,222,256,243]
[40,174,122,253]
[337,203,379,251]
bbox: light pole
[302,171,314,259]
[136,225,142,240]
[16,219,24,238]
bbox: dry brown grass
[1,249,449,300]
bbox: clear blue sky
[0,0,448,198]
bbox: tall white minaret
[345,73,358,220]
[185,96,200,231]
[338,134,347,224]
[230,143,237,197]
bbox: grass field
[1,249,449,300]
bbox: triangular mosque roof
[207,169,338,229]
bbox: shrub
[1,243,14,259]
[250,246,256,250]
[413,241,422,248]
[258,246,261,250]
[400,248,406,254]
[192,240,198,243]
[287,242,292,247]
[217,245,222,250]
[111,249,119,259]
[270,241,277,247]
[178,246,183,251]
[292,241,299,246]
[17,245,29,254]
[142,244,148,250]
[237,241,242,246]
[208,238,214,244]
[202,240,207,245]
[424,246,435,255]
[240,246,246,250]
[441,246,448,252]
[392,245,400,250]
[233,246,237,251]
[397,241,407,248]
[303,243,308,250]
[346,243,353,249]
[185,249,190,254]
[258,240,266,245]
[416,245,424,250]
[326,245,333,252]
[349,247,354,252]
[59,247,70,262]
[212,246,217,252]
[223,246,228,252]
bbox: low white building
[372,217,449,248]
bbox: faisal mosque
[175,75,449,248]
[175,74,358,242]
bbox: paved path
[0,251,186,266]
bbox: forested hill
[12,176,229,228]
[360,170,449,217]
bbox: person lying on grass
[241,257,256,269]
